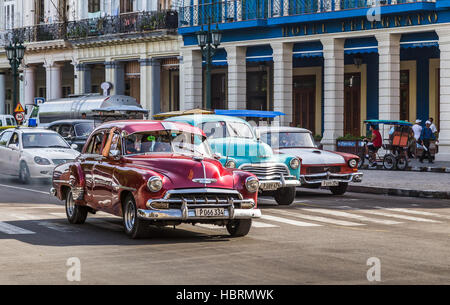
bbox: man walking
[419,121,436,163]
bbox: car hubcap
[20,166,27,180]
[125,202,135,232]
[66,193,75,217]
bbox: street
[0,175,448,285]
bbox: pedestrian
[411,119,422,158]
[429,117,438,137]
[419,121,436,163]
[364,124,382,166]
[81,113,87,119]
[412,119,422,141]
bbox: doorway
[293,75,316,132]
[211,73,227,110]
[400,70,410,122]
[344,72,361,137]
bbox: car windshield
[74,122,95,137]
[201,121,254,139]
[124,130,212,158]
[261,132,316,148]
[22,133,70,149]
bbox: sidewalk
[348,170,450,199]
[360,159,450,173]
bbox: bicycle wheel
[383,154,397,170]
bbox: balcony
[9,10,178,46]
[178,0,437,31]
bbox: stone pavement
[361,159,450,173]
[348,170,450,199]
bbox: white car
[0,127,80,183]
[256,126,363,195]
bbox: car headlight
[290,158,300,170]
[147,176,163,192]
[348,159,357,168]
[34,156,51,165]
[245,176,259,193]
[225,160,236,168]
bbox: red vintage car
[50,120,261,239]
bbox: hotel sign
[282,12,439,37]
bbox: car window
[9,132,19,146]
[49,125,59,132]
[74,122,94,137]
[0,120,3,127]
[22,133,70,149]
[0,131,12,146]
[86,132,105,155]
[6,118,14,126]
[200,121,254,139]
[60,125,74,138]
[261,132,315,148]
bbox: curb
[360,165,450,173]
[348,185,450,199]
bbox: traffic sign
[34,97,45,105]
[15,112,24,122]
[14,103,25,113]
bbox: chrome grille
[168,193,242,206]
[52,159,72,165]
[239,164,290,181]
[306,166,341,174]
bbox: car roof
[47,119,96,125]
[92,120,206,136]
[256,126,312,134]
[1,127,59,134]
[167,114,248,124]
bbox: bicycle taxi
[359,119,413,170]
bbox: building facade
[177,0,450,161]
[0,0,180,117]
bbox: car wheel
[226,219,252,237]
[19,162,30,184]
[65,190,88,224]
[123,194,150,239]
[330,182,348,195]
[383,154,397,170]
[274,187,296,205]
[396,156,408,171]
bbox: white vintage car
[0,127,80,183]
[256,126,363,195]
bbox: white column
[74,63,92,95]
[320,37,345,150]
[23,66,36,106]
[105,61,125,96]
[225,45,247,110]
[179,49,203,110]
[271,42,293,126]
[436,27,450,161]
[0,73,5,114]
[376,33,401,124]
[139,58,161,116]
[45,62,63,100]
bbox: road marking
[37,221,79,233]
[0,222,35,234]
[260,214,321,227]
[358,210,442,223]
[0,184,50,195]
[267,209,365,226]
[300,208,402,225]
[50,213,67,218]
[195,224,224,230]
[374,207,450,220]
[251,221,279,228]
[10,214,40,220]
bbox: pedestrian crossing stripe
[374,207,450,220]
[357,209,441,223]
[261,214,321,227]
[0,222,35,234]
[299,208,403,225]
[267,209,365,227]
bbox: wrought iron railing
[8,10,178,44]
[178,0,436,27]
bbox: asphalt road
[0,175,449,285]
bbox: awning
[293,41,323,58]
[215,109,285,118]
[203,48,228,66]
[246,45,273,62]
[400,32,439,49]
[153,108,214,119]
[344,37,378,54]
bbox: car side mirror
[8,143,19,150]
[213,153,222,160]
[109,149,121,160]
[71,144,78,150]
[254,129,261,141]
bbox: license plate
[195,208,225,217]
[260,182,281,191]
[321,180,339,187]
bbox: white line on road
[300,208,403,225]
[0,222,35,234]
[0,183,50,195]
[251,221,279,228]
[358,210,442,223]
[37,221,79,233]
[374,207,450,220]
[267,209,365,226]
[260,214,321,227]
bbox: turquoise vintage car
[166,114,300,205]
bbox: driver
[364,125,382,166]
[102,127,119,157]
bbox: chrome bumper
[259,178,300,189]
[300,172,363,185]
[138,204,261,221]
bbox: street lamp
[196,18,222,110]
[5,41,26,113]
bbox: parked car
[50,120,261,239]
[166,115,301,205]
[0,115,17,131]
[0,127,80,183]
[256,126,363,195]
[47,120,96,152]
